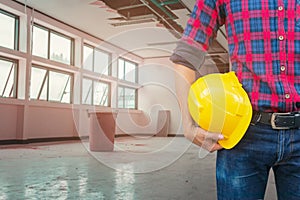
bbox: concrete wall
[0,101,79,140]
[138,57,183,136]
[0,103,20,140]
[26,106,77,139]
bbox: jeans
[216,122,300,200]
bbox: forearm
[173,64,224,151]
[173,64,197,141]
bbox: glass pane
[49,71,71,103]
[118,59,124,80]
[4,68,14,97]
[40,76,48,101]
[94,49,109,75]
[30,67,47,99]
[0,59,15,97]
[125,61,136,82]
[0,12,15,49]
[125,88,136,109]
[60,77,71,103]
[82,78,92,105]
[83,45,93,71]
[32,26,48,58]
[50,32,71,65]
[94,81,109,106]
[117,87,124,108]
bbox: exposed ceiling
[99,0,188,38]
[13,0,229,69]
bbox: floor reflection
[114,164,135,200]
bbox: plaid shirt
[176,0,300,112]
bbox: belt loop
[251,111,261,125]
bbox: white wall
[138,57,183,136]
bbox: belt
[251,111,300,129]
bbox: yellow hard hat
[188,71,252,149]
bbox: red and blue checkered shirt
[171,0,300,112]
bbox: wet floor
[0,137,276,200]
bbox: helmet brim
[218,103,252,149]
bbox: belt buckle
[271,112,291,130]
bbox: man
[170,0,300,199]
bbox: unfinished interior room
[0,0,277,199]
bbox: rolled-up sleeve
[170,40,206,71]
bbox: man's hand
[189,126,224,152]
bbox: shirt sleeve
[170,0,226,71]
[169,40,206,71]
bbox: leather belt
[251,111,300,129]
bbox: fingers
[192,127,224,152]
[209,143,224,152]
[200,136,222,152]
[205,130,224,141]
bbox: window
[118,86,136,109]
[0,9,19,50]
[82,78,110,106]
[30,66,72,103]
[0,57,17,98]
[83,44,111,75]
[94,81,109,106]
[82,78,92,105]
[32,25,48,59]
[118,58,137,83]
[50,32,72,64]
[32,24,73,65]
[83,45,93,71]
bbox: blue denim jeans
[216,122,300,200]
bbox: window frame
[83,43,112,75]
[82,77,111,107]
[0,8,19,50]
[30,65,73,104]
[117,86,137,109]
[0,56,18,98]
[117,57,138,83]
[32,23,74,65]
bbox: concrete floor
[0,137,277,200]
